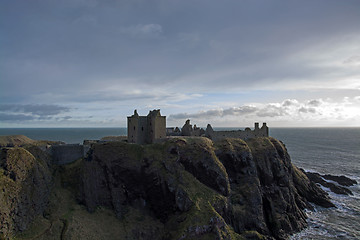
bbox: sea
[0,127,359,239]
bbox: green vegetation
[100,136,127,142]
[14,167,165,240]
[0,135,34,147]
[2,135,321,240]
[0,147,43,239]
[0,135,63,148]
[0,137,267,239]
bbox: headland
[0,110,357,240]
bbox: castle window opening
[142,127,144,131]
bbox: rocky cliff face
[79,137,334,240]
[0,146,52,239]
[0,136,337,240]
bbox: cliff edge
[78,137,333,239]
[0,136,335,240]
[0,146,52,239]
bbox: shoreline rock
[0,136,342,239]
[303,170,356,195]
[322,174,357,187]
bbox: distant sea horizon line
[1,126,360,129]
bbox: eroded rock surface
[79,137,334,239]
[304,171,356,195]
[0,147,52,239]
[0,136,339,240]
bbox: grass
[0,135,34,147]
[11,141,164,240]
[6,137,274,240]
[0,135,63,148]
[58,158,84,196]
[15,180,164,240]
[100,136,127,142]
[0,147,39,240]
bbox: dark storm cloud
[1,0,360,127]
[0,104,73,124]
[1,0,360,104]
[169,106,258,119]
[0,113,36,122]
[0,104,70,117]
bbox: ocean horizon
[1,127,359,144]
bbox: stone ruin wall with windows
[204,122,269,141]
[127,109,166,144]
[128,109,269,144]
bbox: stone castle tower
[127,109,166,144]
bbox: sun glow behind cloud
[167,97,360,127]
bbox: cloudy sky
[1,0,360,128]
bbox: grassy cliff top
[0,135,64,147]
[0,135,34,147]
[1,135,334,240]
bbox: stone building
[180,119,205,136]
[205,122,269,141]
[166,127,181,136]
[127,109,166,144]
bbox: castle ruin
[127,109,166,144]
[128,109,269,144]
[205,122,269,141]
[180,119,205,136]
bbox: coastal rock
[80,141,185,221]
[0,146,52,239]
[0,135,64,148]
[292,167,335,208]
[0,135,34,147]
[238,137,321,238]
[304,171,354,195]
[178,137,230,196]
[322,174,357,187]
[79,137,334,239]
[1,135,337,240]
[214,138,267,235]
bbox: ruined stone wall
[138,117,148,144]
[127,116,138,144]
[51,144,84,165]
[180,120,204,136]
[153,116,166,141]
[206,123,269,141]
[127,109,166,144]
[208,130,264,141]
[128,116,148,144]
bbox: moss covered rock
[1,136,334,240]
[78,137,333,239]
[0,147,52,239]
